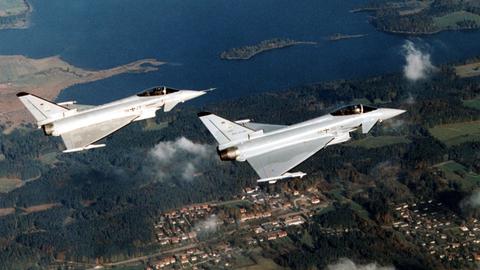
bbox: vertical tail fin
[197,112,254,144]
[16,92,69,123]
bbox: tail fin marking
[197,112,254,144]
[17,92,69,123]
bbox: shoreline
[349,7,379,13]
[327,33,368,41]
[376,27,480,36]
[0,0,32,30]
[0,55,165,127]
[220,39,317,60]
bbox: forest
[0,64,479,269]
[362,0,480,34]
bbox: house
[474,253,480,261]
[254,227,265,234]
[154,256,176,269]
[284,215,305,226]
[266,232,278,241]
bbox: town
[391,200,480,266]
[146,185,328,269]
[139,187,480,269]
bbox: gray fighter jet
[198,104,405,183]
[17,86,208,152]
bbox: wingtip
[16,92,29,97]
[197,111,212,117]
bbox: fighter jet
[17,86,208,153]
[198,104,405,183]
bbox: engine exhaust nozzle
[217,147,239,161]
[41,123,54,136]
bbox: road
[78,199,329,269]
[85,243,198,270]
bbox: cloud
[194,214,220,234]
[382,119,405,131]
[404,93,415,105]
[147,137,215,181]
[402,40,436,81]
[462,190,480,209]
[371,161,401,179]
[469,192,480,208]
[326,258,395,270]
[150,137,208,160]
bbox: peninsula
[454,59,480,78]
[0,0,31,29]
[354,0,480,35]
[220,38,316,60]
[327,33,367,41]
[0,55,165,128]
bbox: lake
[0,0,479,104]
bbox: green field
[463,96,480,110]
[433,161,480,190]
[429,121,480,146]
[455,62,480,78]
[0,0,28,16]
[433,11,480,30]
[347,135,410,149]
[142,120,169,131]
[38,152,59,166]
[0,177,23,193]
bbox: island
[1,57,480,270]
[454,58,480,78]
[327,33,367,41]
[0,0,31,29]
[220,38,317,60]
[0,55,165,129]
[354,0,480,35]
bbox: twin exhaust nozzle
[42,123,54,136]
[217,147,239,161]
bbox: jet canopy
[330,104,377,116]
[137,86,179,97]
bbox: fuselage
[43,90,201,136]
[219,108,403,161]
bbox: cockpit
[137,86,179,97]
[330,104,377,116]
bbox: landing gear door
[164,101,180,112]
[362,119,377,134]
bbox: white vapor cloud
[382,119,405,131]
[405,93,415,105]
[148,137,214,181]
[371,161,400,179]
[326,258,395,270]
[150,137,208,160]
[462,190,480,209]
[194,214,220,234]
[402,40,435,81]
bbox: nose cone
[182,90,206,101]
[380,108,406,121]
